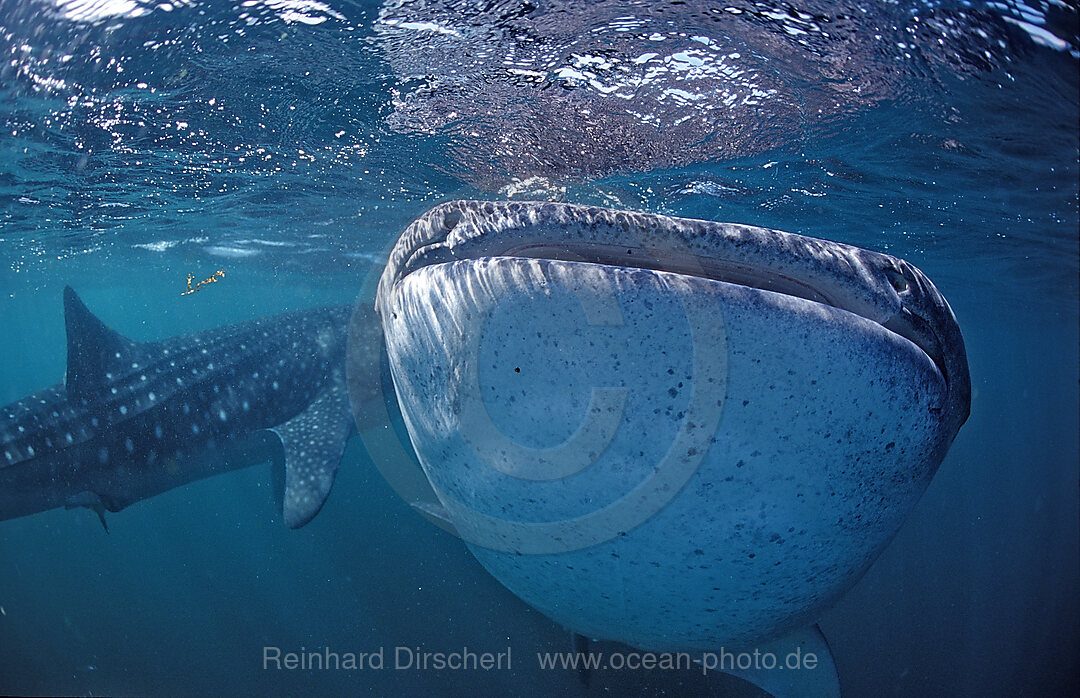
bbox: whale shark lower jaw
[378,200,970,427]
[0,288,355,529]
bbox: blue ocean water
[0,0,1077,696]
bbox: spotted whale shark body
[0,288,354,529]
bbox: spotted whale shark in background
[0,287,353,529]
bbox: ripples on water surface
[0,0,1075,270]
[0,1,1077,696]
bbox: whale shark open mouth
[494,241,838,308]
[383,202,959,391]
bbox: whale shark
[0,287,354,529]
[374,200,970,696]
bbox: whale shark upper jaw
[377,200,970,427]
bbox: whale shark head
[375,200,970,652]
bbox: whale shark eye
[442,210,462,233]
[886,269,910,294]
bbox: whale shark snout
[376,199,971,663]
[379,199,970,434]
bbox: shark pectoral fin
[269,378,353,529]
[64,491,111,534]
[570,632,593,688]
[722,624,840,698]
[408,499,459,533]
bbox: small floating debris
[181,269,226,296]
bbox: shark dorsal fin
[63,286,141,399]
